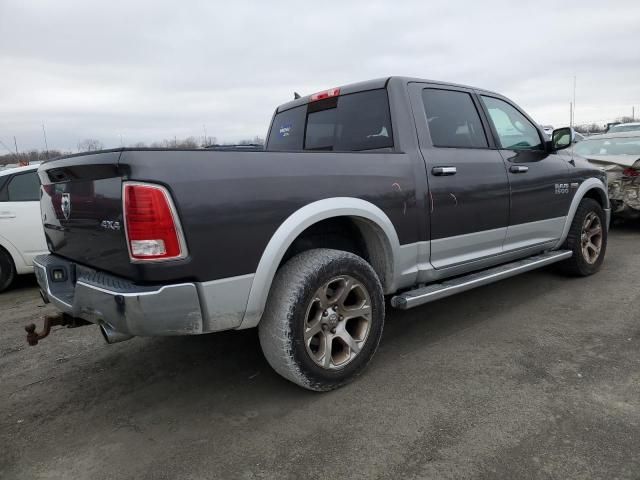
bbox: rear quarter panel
[121,149,422,283]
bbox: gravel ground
[1,224,639,480]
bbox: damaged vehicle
[575,132,640,218]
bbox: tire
[558,198,607,276]
[0,248,16,293]
[258,248,385,391]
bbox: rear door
[409,84,510,269]
[478,95,571,251]
[0,169,47,269]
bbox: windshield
[574,136,640,156]
[609,124,640,133]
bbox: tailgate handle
[432,166,457,176]
[509,165,529,173]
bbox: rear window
[267,89,393,152]
[422,89,488,148]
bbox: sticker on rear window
[279,124,292,137]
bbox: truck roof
[275,76,502,112]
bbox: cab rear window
[267,89,393,152]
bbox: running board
[391,250,572,310]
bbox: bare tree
[615,116,635,124]
[77,139,104,152]
[178,136,199,148]
[237,136,265,146]
[575,123,605,135]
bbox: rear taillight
[123,182,187,262]
[310,87,340,102]
[623,168,640,177]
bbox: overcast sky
[1,0,639,152]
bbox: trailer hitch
[25,314,90,346]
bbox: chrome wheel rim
[303,275,372,370]
[581,212,603,265]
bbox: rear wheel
[559,198,607,276]
[0,248,16,293]
[258,249,384,391]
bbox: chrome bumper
[34,255,204,337]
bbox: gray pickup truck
[32,77,609,391]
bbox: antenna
[294,92,301,99]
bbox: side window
[421,89,488,148]
[481,96,543,150]
[266,105,306,151]
[7,171,40,202]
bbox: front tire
[258,249,385,391]
[559,198,607,276]
[0,248,16,293]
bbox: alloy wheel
[304,275,372,370]
[580,211,603,264]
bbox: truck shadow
[610,217,640,233]
[15,265,569,425]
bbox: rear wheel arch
[582,187,608,209]
[0,243,16,292]
[0,236,23,271]
[555,178,609,249]
[239,198,401,329]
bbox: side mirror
[551,127,572,151]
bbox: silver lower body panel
[34,255,253,337]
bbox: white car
[0,164,48,292]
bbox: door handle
[432,166,457,176]
[0,212,16,219]
[509,165,529,173]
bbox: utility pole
[569,102,573,129]
[203,124,208,147]
[42,124,50,159]
[14,136,27,166]
[633,106,635,121]
[572,75,576,128]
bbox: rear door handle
[0,212,16,219]
[509,165,529,173]
[432,166,457,176]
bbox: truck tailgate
[38,151,135,279]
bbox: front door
[410,84,510,269]
[478,95,571,251]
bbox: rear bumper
[34,255,253,337]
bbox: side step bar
[391,250,572,310]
